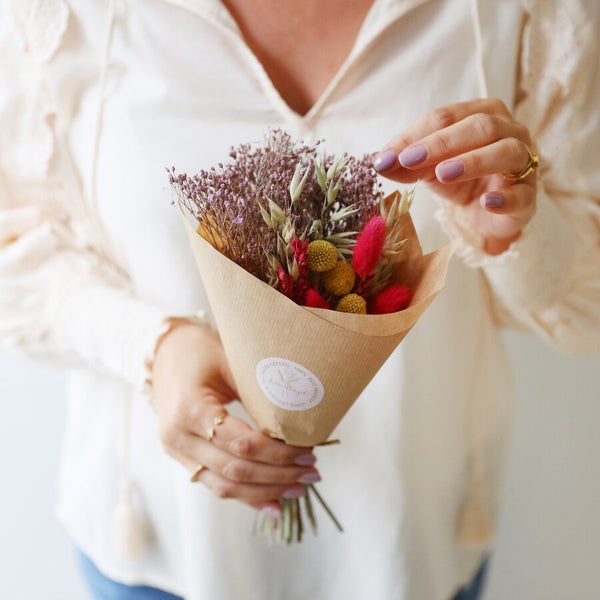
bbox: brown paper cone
[181,206,457,446]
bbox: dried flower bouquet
[170,130,456,543]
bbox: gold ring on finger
[190,464,207,482]
[206,412,227,442]
[502,143,539,183]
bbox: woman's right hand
[151,319,319,516]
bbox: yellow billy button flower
[336,293,367,314]
[307,240,338,272]
[322,261,356,296]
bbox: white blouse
[1,1,599,599]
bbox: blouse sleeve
[0,2,206,392]
[436,0,600,354]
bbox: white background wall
[1,331,598,600]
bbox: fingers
[394,97,511,150]
[159,396,320,506]
[374,98,513,173]
[172,396,315,467]
[480,183,536,219]
[152,322,318,509]
[475,183,537,246]
[168,438,310,504]
[399,114,530,170]
[434,137,534,184]
[200,470,307,503]
[171,431,320,486]
[372,98,538,248]
[373,98,533,189]
[245,500,283,518]
[218,424,315,467]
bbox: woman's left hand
[373,98,537,255]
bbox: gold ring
[190,464,207,482]
[205,413,227,442]
[502,144,539,182]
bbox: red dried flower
[304,288,330,309]
[368,285,411,314]
[278,267,294,299]
[294,276,310,304]
[284,237,310,303]
[290,238,310,273]
[352,215,386,278]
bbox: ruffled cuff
[434,188,583,311]
[50,280,210,394]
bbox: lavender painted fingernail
[399,144,427,167]
[294,454,316,466]
[298,472,321,484]
[436,160,464,181]
[373,150,398,172]
[282,487,307,499]
[261,506,282,519]
[483,193,503,208]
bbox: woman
[1,1,598,599]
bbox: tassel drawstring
[111,388,153,561]
[456,479,493,548]
[454,0,495,549]
[94,0,152,560]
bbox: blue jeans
[77,551,184,600]
[78,549,490,600]
[451,555,491,600]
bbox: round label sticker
[256,357,324,412]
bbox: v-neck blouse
[1,1,599,599]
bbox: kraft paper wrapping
[182,205,457,447]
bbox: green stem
[295,497,303,543]
[304,489,317,535]
[284,498,293,544]
[278,503,285,545]
[307,484,344,533]
[291,497,299,543]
